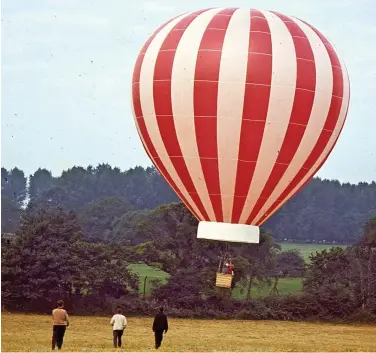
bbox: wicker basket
[216,273,233,288]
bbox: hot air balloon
[131,8,350,247]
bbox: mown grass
[2,313,375,352]
[128,243,347,298]
[279,243,347,262]
[128,263,169,279]
[128,263,169,296]
[232,278,303,299]
[128,263,303,298]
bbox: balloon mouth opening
[197,221,260,244]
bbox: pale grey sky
[2,0,376,182]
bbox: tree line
[2,164,376,243]
[2,203,375,322]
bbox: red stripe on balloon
[245,12,316,224]
[132,16,173,159]
[231,9,272,223]
[256,26,345,225]
[132,18,174,118]
[153,9,210,221]
[259,100,349,226]
[194,8,236,222]
[132,14,201,220]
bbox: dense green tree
[130,202,203,274]
[360,216,376,247]
[151,267,216,309]
[27,186,71,211]
[268,249,305,296]
[1,207,83,307]
[264,179,376,243]
[29,168,56,203]
[348,216,376,310]
[303,247,359,317]
[274,250,306,277]
[1,196,21,233]
[232,232,279,300]
[69,241,139,298]
[2,164,376,243]
[1,167,27,207]
[123,166,177,209]
[130,202,279,302]
[110,210,151,245]
[77,196,134,242]
[1,207,138,310]
[304,247,352,293]
[130,202,259,277]
[303,217,376,315]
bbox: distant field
[232,277,303,299]
[128,263,169,295]
[128,263,303,298]
[128,263,169,280]
[279,243,347,262]
[2,314,375,352]
[128,244,346,297]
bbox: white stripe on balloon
[261,45,350,225]
[239,10,297,224]
[217,8,251,222]
[171,8,223,222]
[139,12,205,220]
[252,15,334,225]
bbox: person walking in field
[52,300,70,350]
[110,308,127,348]
[152,307,168,349]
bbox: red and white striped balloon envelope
[131,8,350,244]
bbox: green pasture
[128,263,169,296]
[232,277,303,299]
[128,263,303,298]
[128,243,348,297]
[22,244,339,300]
[279,242,347,262]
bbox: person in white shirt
[110,308,127,348]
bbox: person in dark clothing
[152,307,168,349]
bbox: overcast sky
[2,0,375,182]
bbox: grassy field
[232,278,303,298]
[128,243,346,298]
[128,263,303,298]
[128,263,170,280]
[128,263,170,296]
[279,243,347,262]
[2,314,375,352]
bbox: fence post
[143,276,148,297]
